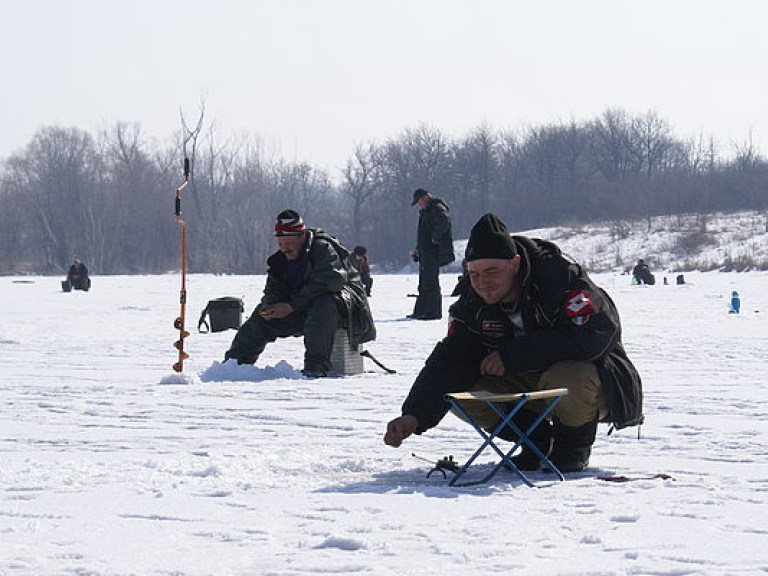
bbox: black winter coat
[262,229,376,346]
[416,197,455,266]
[401,236,643,433]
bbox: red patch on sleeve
[565,290,595,318]
[447,315,467,336]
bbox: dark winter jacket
[401,235,643,432]
[632,262,655,285]
[262,228,376,346]
[351,255,371,281]
[416,197,455,267]
[67,262,90,291]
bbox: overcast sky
[2,0,767,175]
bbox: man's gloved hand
[480,351,505,376]
[258,302,293,320]
[384,415,419,447]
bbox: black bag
[198,297,244,333]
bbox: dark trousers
[225,295,340,372]
[361,276,373,297]
[451,361,608,429]
[69,276,91,291]
[412,260,442,319]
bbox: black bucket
[61,280,72,292]
[198,297,244,333]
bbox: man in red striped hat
[224,209,376,378]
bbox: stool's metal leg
[447,393,568,487]
[488,395,567,482]
[529,395,566,481]
[448,398,535,487]
[468,404,535,487]
[447,399,503,486]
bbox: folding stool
[445,388,569,487]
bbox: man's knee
[540,361,607,426]
[449,376,524,431]
[225,314,274,364]
[450,403,500,431]
[306,295,342,328]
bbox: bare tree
[11,126,101,272]
[341,143,384,244]
[452,125,498,231]
[4,107,768,274]
[631,111,675,181]
[590,109,637,181]
[99,122,175,273]
[0,164,34,272]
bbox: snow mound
[199,359,302,382]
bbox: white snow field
[1,270,766,575]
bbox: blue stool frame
[445,388,569,487]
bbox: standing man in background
[408,188,455,320]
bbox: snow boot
[301,368,328,379]
[549,419,598,473]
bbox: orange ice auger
[172,157,191,372]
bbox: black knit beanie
[465,213,517,261]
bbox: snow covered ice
[1,270,767,575]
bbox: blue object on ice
[730,291,741,314]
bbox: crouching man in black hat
[224,209,376,378]
[384,213,643,472]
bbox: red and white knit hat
[274,209,306,236]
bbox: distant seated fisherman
[67,259,91,291]
[224,210,376,378]
[384,213,643,472]
[632,259,655,285]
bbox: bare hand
[258,303,293,320]
[480,351,505,376]
[384,415,419,448]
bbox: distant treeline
[1,108,767,275]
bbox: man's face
[467,257,521,304]
[415,196,429,209]
[276,233,306,260]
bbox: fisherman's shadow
[315,462,604,497]
[315,466,486,498]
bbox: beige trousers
[451,361,608,429]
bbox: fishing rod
[172,157,191,372]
